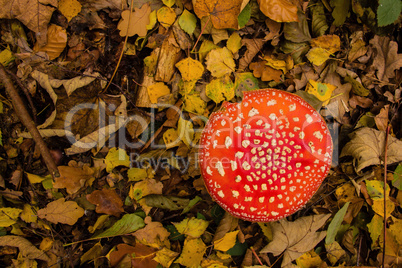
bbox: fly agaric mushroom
[199,89,333,222]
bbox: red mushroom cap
[199,89,333,222]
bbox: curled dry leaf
[86,188,124,217]
[257,0,298,22]
[33,24,67,60]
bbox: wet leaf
[37,198,84,225]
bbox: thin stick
[0,64,59,177]
[250,247,263,265]
[382,123,391,267]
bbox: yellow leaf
[37,198,84,225]
[131,178,163,200]
[183,94,207,115]
[58,0,82,22]
[147,82,171,104]
[206,47,236,77]
[127,167,148,182]
[206,75,235,103]
[163,0,175,8]
[20,204,37,224]
[175,57,204,81]
[325,241,345,265]
[105,147,130,173]
[335,182,357,203]
[0,208,22,227]
[193,0,243,29]
[163,128,181,149]
[257,0,298,22]
[227,32,242,54]
[263,55,288,73]
[389,216,402,246]
[157,6,176,28]
[258,222,272,241]
[25,172,47,184]
[173,217,209,238]
[39,237,54,251]
[306,80,336,106]
[0,46,15,67]
[88,215,109,233]
[178,117,194,147]
[367,214,383,246]
[306,47,332,66]
[213,230,239,252]
[199,40,218,62]
[372,199,395,218]
[154,247,179,268]
[146,10,157,30]
[296,249,323,267]
[175,237,207,267]
[117,4,151,37]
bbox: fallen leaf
[130,178,163,201]
[249,61,282,82]
[179,9,197,35]
[306,80,336,106]
[206,47,236,78]
[53,165,94,194]
[234,72,259,97]
[213,230,239,252]
[331,0,350,26]
[260,214,330,267]
[296,249,324,267]
[37,198,84,225]
[175,237,207,267]
[374,105,389,132]
[206,75,235,103]
[80,242,102,265]
[183,94,207,115]
[163,128,181,149]
[20,204,37,223]
[154,247,179,268]
[147,82,171,104]
[133,216,170,248]
[117,4,151,37]
[283,11,311,42]
[157,6,176,28]
[127,167,148,182]
[0,207,22,227]
[175,57,204,81]
[58,0,82,22]
[178,117,194,147]
[310,2,328,37]
[257,0,298,22]
[105,147,131,173]
[109,243,158,267]
[92,213,145,239]
[340,127,402,173]
[174,217,209,238]
[86,188,124,217]
[325,202,350,244]
[193,0,243,29]
[227,32,242,54]
[239,38,264,71]
[370,35,402,82]
[0,235,50,262]
[325,241,346,265]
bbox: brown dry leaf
[37,198,84,225]
[348,31,368,62]
[370,35,402,82]
[133,216,170,248]
[117,4,151,37]
[249,61,282,82]
[193,0,243,29]
[257,0,298,22]
[238,39,264,71]
[33,24,67,60]
[374,105,389,132]
[0,0,56,41]
[109,243,158,267]
[86,188,124,217]
[260,214,330,267]
[58,0,82,22]
[53,165,95,195]
[310,35,341,54]
[0,236,50,262]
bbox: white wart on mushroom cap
[199,89,333,222]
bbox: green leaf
[377,0,402,26]
[238,3,251,28]
[178,9,197,35]
[325,202,350,244]
[310,2,329,36]
[145,194,190,210]
[234,72,259,98]
[392,164,402,190]
[331,0,350,26]
[92,214,144,239]
[182,196,202,214]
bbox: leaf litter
[0,0,401,267]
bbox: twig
[382,123,391,268]
[0,64,59,178]
[192,16,210,52]
[250,247,263,265]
